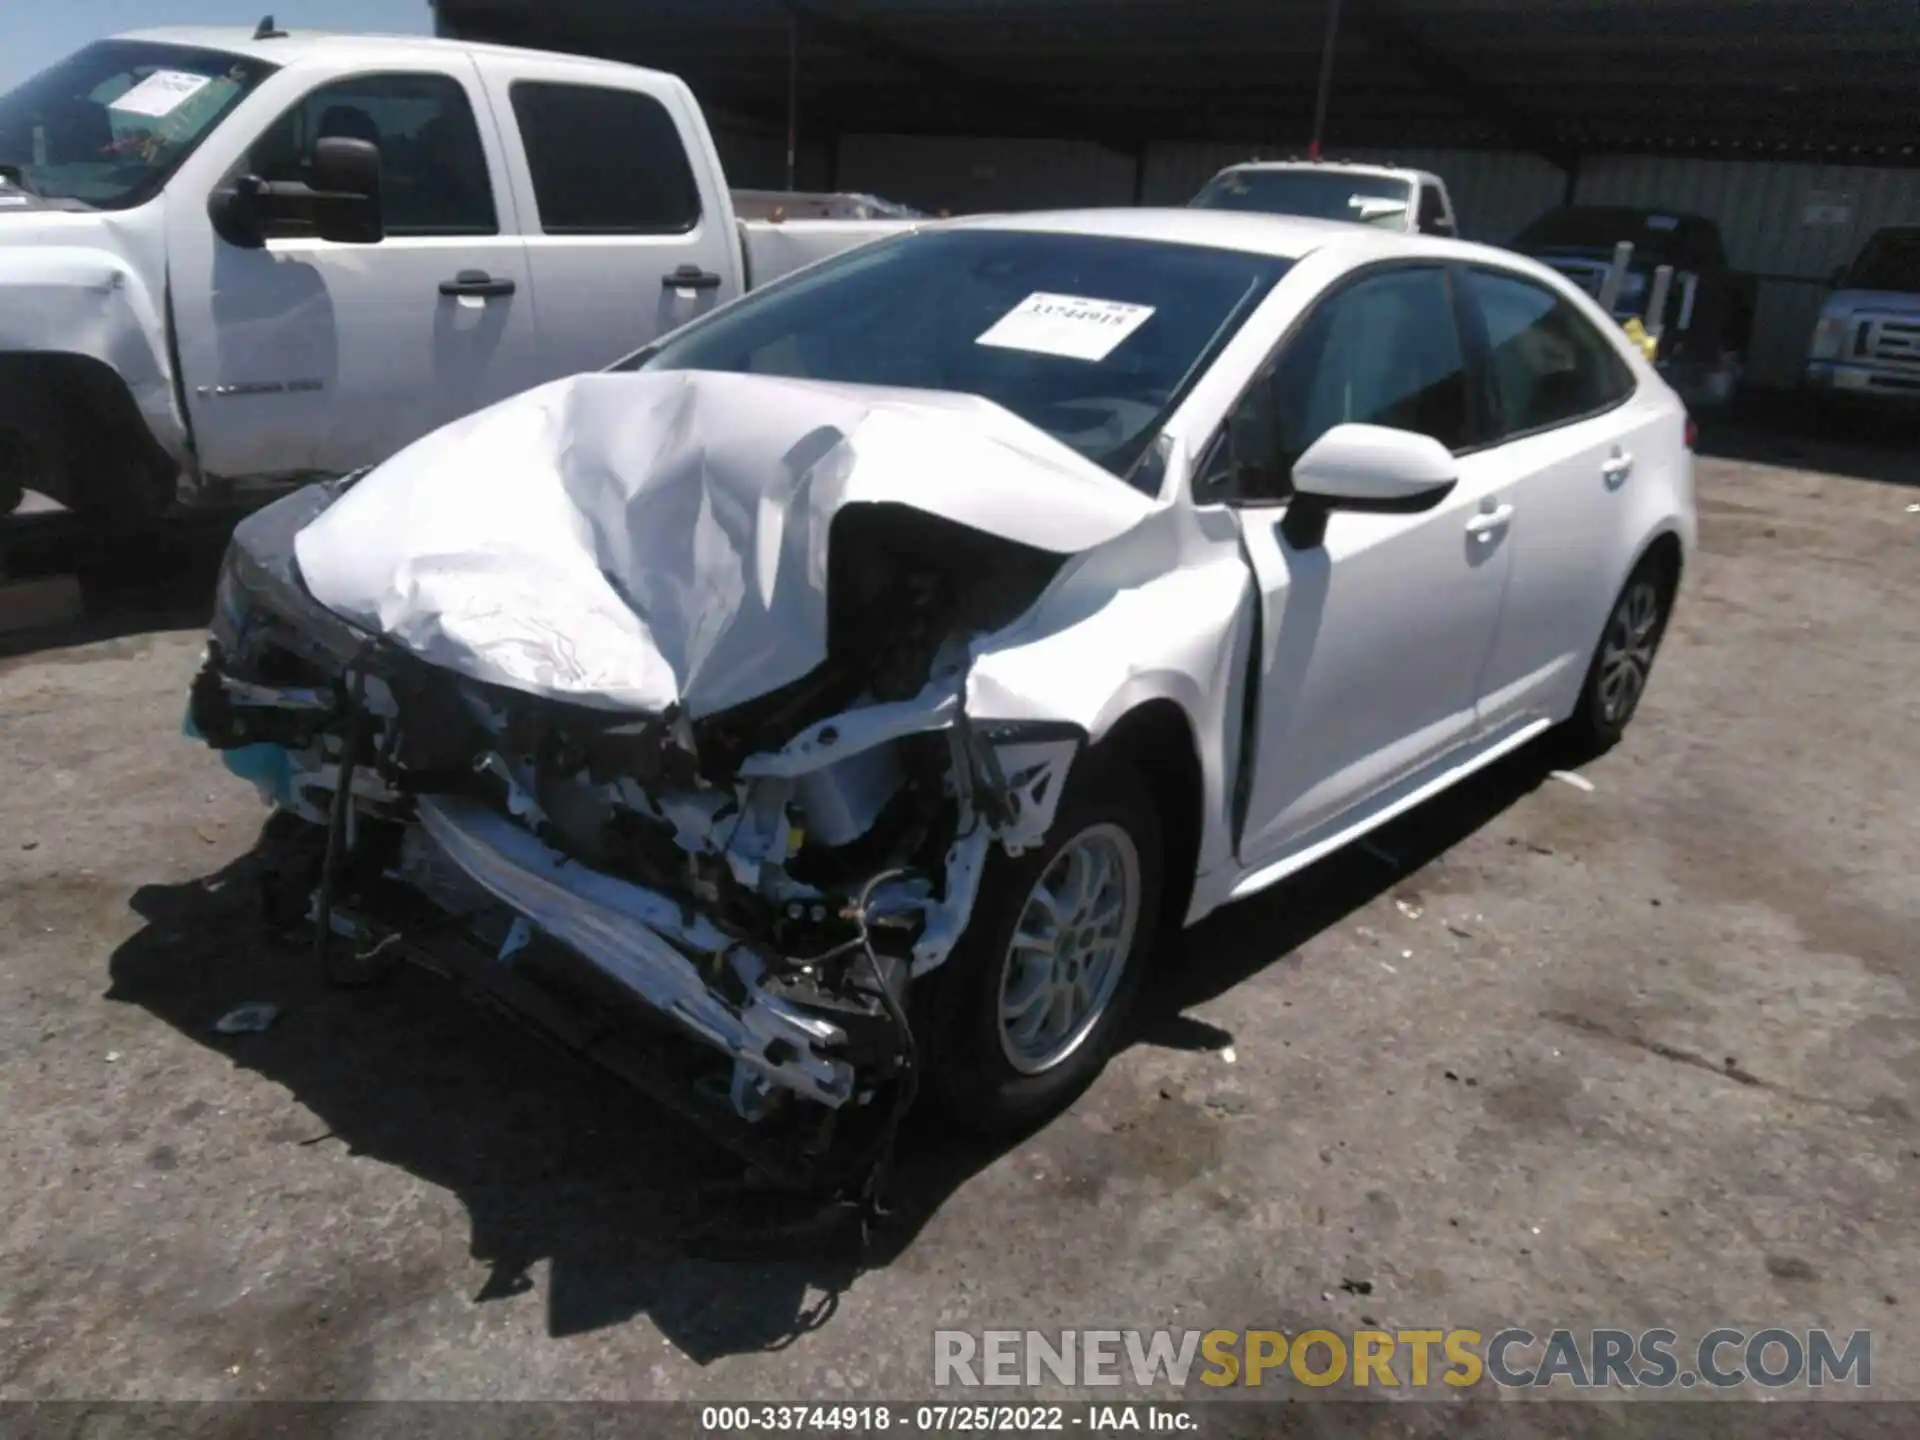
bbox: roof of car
[110,25,650,78]
[945,206,1422,261]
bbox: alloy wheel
[996,822,1141,1076]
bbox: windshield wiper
[0,163,41,197]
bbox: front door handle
[1602,449,1634,485]
[1465,503,1514,537]
[662,264,723,292]
[440,270,516,298]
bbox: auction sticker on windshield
[977,292,1156,363]
[110,70,215,119]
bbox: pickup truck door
[474,62,745,378]
[166,56,542,487]
[1211,264,1512,864]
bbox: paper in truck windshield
[976,292,1157,363]
[109,70,215,119]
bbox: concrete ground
[1,424,1915,1413]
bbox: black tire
[1563,551,1678,756]
[914,749,1163,1138]
[0,386,70,517]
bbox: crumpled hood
[292,369,1155,717]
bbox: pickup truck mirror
[307,138,384,244]
[206,137,384,249]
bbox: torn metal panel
[961,495,1259,912]
[292,369,1155,718]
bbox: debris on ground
[213,1003,282,1036]
[1340,1278,1374,1295]
[104,1051,121,1063]
[1549,769,1597,793]
[1446,922,1475,939]
[1394,897,1424,920]
[1220,1046,1238,1064]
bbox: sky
[2,1,434,91]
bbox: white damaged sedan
[188,209,1695,1179]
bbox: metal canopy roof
[432,0,1920,168]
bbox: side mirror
[1282,423,1457,547]
[206,136,384,249]
[308,137,383,244]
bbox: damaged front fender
[0,240,188,468]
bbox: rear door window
[509,82,700,234]
[1464,268,1636,438]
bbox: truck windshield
[1190,169,1411,229]
[0,41,277,210]
[1843,229,1920,293]
[629,227,1290,481]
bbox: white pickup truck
[0,24,917,523]
[1189,159,1459,239]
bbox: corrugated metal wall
[835,134,1138,213]
[1139,143,1567,244]
[711,127,834,191]
[1571,156,1920,385]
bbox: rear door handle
[1602,450,1634,485]
[662,265,723,292]
[1465,503,1514,537]
[440,270,515,298]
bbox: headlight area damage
[185,370,1155,1206]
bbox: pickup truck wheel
[915,753,1162,1138]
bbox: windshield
[0,41,276,210]
[629,228,1291,481]
[1844,229,1920,293]
[1191,169,1412,229]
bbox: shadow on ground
[1695,389,1919,489]
[104,717,1569,1361]
[0,508,238,661]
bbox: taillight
[1684,416,1698,449]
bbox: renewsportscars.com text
[933,1327,1872,1390]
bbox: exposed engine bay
[184,371,1157,1198]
